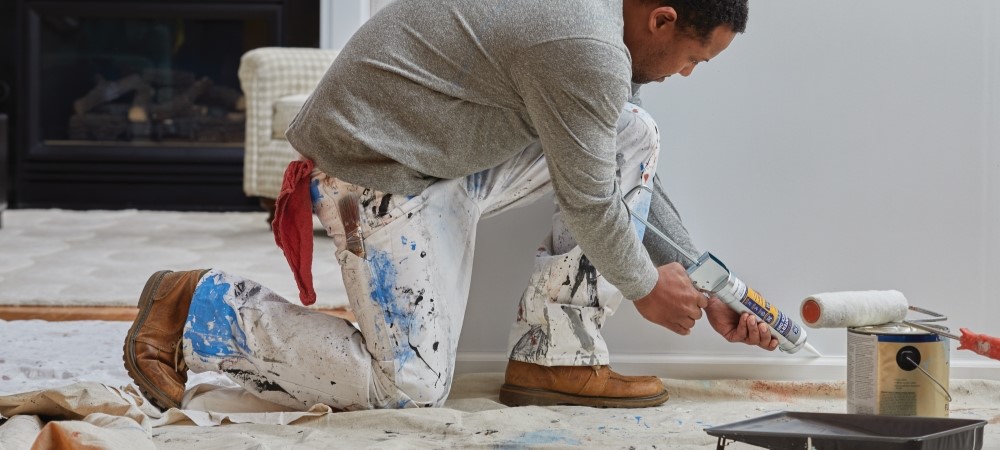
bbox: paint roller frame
[891,304,1000,361]
[902,306,961,340]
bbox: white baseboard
[455,352,1000,381]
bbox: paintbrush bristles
[338,193,365,257]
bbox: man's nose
[680,64,696,77]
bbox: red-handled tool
[903,321,1000,362]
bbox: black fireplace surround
[10,0,318,210]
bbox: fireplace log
[202,85,246,112]
[128,81,154,123]
[69,113,129,141]
[72,74,144,115]
[141,68,196,87]
[149,77,212,120]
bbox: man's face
[631,25,737,84]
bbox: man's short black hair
[647,0,749,41]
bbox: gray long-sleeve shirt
[287,0,696,300]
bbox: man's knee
[616,104,661,182]
[617,104,660,158]
[396,375,452,408]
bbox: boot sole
[498,384,670,408]
[123,270,180,410]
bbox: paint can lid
[849,322,948,336]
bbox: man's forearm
[642,174,699,268]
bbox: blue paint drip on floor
[184,275,250,358]
[367,249,415,367]
[501,430,581,447]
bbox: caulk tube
[687,252,809,354]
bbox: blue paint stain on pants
[184,274,251,358]
[367,248,415,367]
[629,189,651,241]
[310,179,323,205]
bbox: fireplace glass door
[32,5,276,149]
[16,1,295,210]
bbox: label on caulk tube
[728,278,803,343]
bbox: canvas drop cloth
[2,375,1000,449]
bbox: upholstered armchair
[238,47,339,221]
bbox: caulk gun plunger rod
[621,184,699,266]
[621,185,817,355]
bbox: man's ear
[650,6,678,32]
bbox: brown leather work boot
[123,269,209,410]
[499,360,669,408]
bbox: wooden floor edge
[0,305,356,322]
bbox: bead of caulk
[803,343,822,357]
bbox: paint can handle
[904,355,953,403]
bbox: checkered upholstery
[239,47,339,199]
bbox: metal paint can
[847,323,951,417]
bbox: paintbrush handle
[958,328,1000,361]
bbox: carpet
[0,209,348,309]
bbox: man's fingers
[697,296,709,309]
[754,322,777,350]
[758,322,770,341]
[732,314,745,343]
[669,323,691,336]
[756,320,775,350]
[744,315,761,345]
[668,315,695,335]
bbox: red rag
[273,159,317,305]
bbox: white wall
[457,0,1000,381]
[322,1,1000,380]
[320,0,394,50]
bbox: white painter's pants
[181,103,660,411]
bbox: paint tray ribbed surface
[703,411,986,450]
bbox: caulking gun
[623,185,820,356]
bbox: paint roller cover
[799,290,909,328]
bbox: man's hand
[704,297,779,351]
[633,263,708,335]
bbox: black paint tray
[703,411,986,450]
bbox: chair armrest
[239,47,339,198]
[240,47,339,144]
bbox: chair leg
[260,197,276,227]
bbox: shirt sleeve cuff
[621,259,659,301]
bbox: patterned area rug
[0,209,348,308]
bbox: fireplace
[13,0,318,210]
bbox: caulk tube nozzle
[687,252,811,354]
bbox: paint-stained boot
[499,360,669,408]
[123,269,208,410]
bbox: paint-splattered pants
[181,103,659,410]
